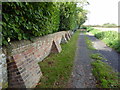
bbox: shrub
[2,2,87,46]
[86,27,94,32]
[2,2,60,45]
[95,31,120,52]
[89,29,120,53]
[59,2,77,31]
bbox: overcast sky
[84,0,119,25]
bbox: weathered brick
[1,31,72,89]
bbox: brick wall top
[2,31,69,56]
[1,30,72,88]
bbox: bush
[86,27,94,32]
[80,25,87,29]
[2,2,87,46]
[59,2,77,31]
[2,2,60,45]
[90,29,120,53]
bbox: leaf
[3,13,9,21]
[18,34,22,40]
[3,40,8,45]
[14,28,19,33]
[15,16,19,22]
[23,34,27,40]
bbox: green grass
[35,31,80,88]
[87,27,120,53]
[94,31,120,53]
[86,28,120,88]
[85,36,95,50]
[91,60,119,88]
[90,53,106,60]
[89,29,101,34]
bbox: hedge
[2,2,86,45]
[59,2,77,31]
[2,2,60,45]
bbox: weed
[90,53,106,60]
[85,36,95,50]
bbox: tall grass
[87,27,120,53]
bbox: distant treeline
[84,23,119,28]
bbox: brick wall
[1,31,73,88]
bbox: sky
[84,0,119,25]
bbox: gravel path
[70,33,96,88]
[69,32,119,88]
[87,33,120,72]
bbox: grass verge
[85,32,120,88]
[85,36,95,50]
[91,60,119,88]
[90,53,106,61]
[87,27,120,53]
[36,31,80,88]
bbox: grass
[85,29,120,88]
[85,36,95,50]
[90,53,106,60]
[35,31,80,88]
[87,27,120,53]
[94,31,120,53]
[91,60,119,88]
[90,51,119,88]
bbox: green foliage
[91,60,119,88]
[76,7,88,28]
[59,2,77,31]
[90,53,105,60]
[80,25,87,29]
[94,31,120,53]
[102,23,117,28]
[2,2,87,46]
[89,28,101,34]
[2,2,60,45]
[85,36,95,50]
[87,28,120,52]
[86,27,94,32]
[36,31,80,88]
[95,31,120,52]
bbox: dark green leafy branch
[2,2,88,46]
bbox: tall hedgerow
[2,2,60,45]
[59,2,77,31]
[2,2,87,45]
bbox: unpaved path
[87,33,119,72]
[70,33,96,88]
[69,32,119,88]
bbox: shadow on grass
[35,31,80,88]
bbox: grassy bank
[36,30,80,88]
[84,33,119,88]
[87,27,120,53]
[91,60,119,88]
